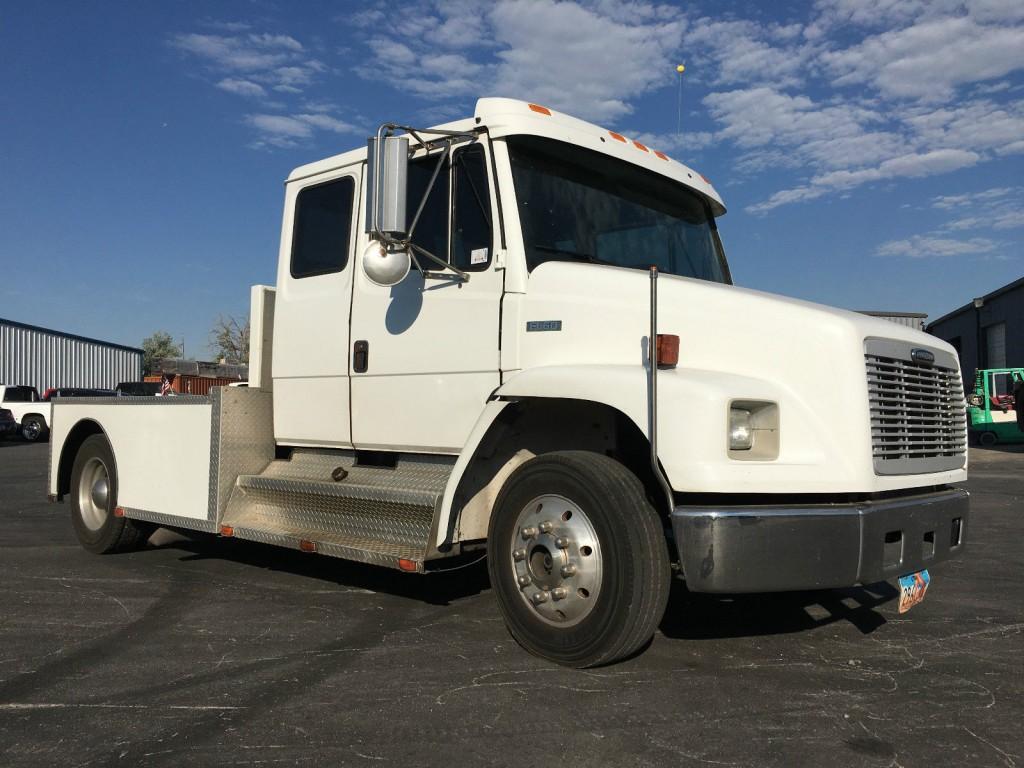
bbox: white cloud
[352,0,686,123]
[245,112,362,148]
[216,78,266,98]
[822,17,1024,101]
[875,235,1000,258]
[686,19,813,89]
[932,187,1017,210]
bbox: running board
[219,450,455,572]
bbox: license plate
[897,570,930,613]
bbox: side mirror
[366,134,409,238]
[362,240,411,287]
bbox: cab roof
[287,97,725,215]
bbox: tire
[21,415,48,442]
[70,434,153,554]
[487,451,670,667]
[979,431,997,447]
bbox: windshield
[507,136,730,283]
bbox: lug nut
[539,521,553,533]
[521,526,537,539]
[554,537,569,549]
[551,587,568,600]
[518,575,531,587]
[513,548,526,562]
[560,564,577,578]
[531,591,550,604]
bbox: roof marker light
[528,103,551,115]
[633,141,649,152]
[609,131,627,142]
[700,174,712,184]
[654,150,669,161]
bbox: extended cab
[47,98,969,667]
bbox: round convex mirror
[362,240,411,286]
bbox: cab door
[350,141,502,453]
[272,165,360,446]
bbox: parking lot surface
[1,440,1021,767]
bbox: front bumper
[671,487,968,593]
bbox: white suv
[0,385,49,442]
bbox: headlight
[729,407,753,451]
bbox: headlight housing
[728,401,780,460]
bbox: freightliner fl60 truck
[48,98,969,667]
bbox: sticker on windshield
[471,248,488,265]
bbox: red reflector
[654,150,669,161]
[633,140,649,152]
[528,103,551,115]
[113,506,125,518]
[299,539,317,553]
[220,525,234,537]
[656,334,680,367]
[608,131,627,142]
[398,558,418,572]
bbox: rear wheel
[979,431,998,447]
[70,434,152,553]
[488,451,670,667]
[21,415,48,442]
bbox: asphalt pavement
[0,439,1021,767]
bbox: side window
[452,144,492,271]
[290,176,355,279]
[407,153,450,268]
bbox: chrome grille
[866,344,966,474]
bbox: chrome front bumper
[671,487,968,593]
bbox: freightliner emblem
[911,348,935,365]
[526,320,562,332]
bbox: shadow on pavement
[146,528,491,607]
[659,578,897,639]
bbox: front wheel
[70,434,153,553]
[488,451,670,667]
[979,431,998,447]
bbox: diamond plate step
[219,450,456,571]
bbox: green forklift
[967,367,1024,446]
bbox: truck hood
[507,262,965,494]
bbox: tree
[209,314,249,364]
[141,331,181,375]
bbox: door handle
[353,340,369,373]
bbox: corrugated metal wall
[0,319,143,393]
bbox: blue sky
[2,0,1022,356]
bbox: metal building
[0,317,143,394]
[926,276,1024,390]
[857,311,928,331]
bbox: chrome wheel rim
[22,420,40,440]
[77,457,110,531]
[510,494,603,627]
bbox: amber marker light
[220,525,234,537]
[633,140,649,152]
[608,131,627,142]
[528,103,552,115]
[114,507,125,518]
[656,334,680,368]
[398,558,418,572]
[654,150,669,161]
[299,539,317,553]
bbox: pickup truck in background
[0,384,49,442]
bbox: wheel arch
[437,394,665,551]
[56,419,114,500]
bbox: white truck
[0,385,49,441]
[47,98,969,667]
